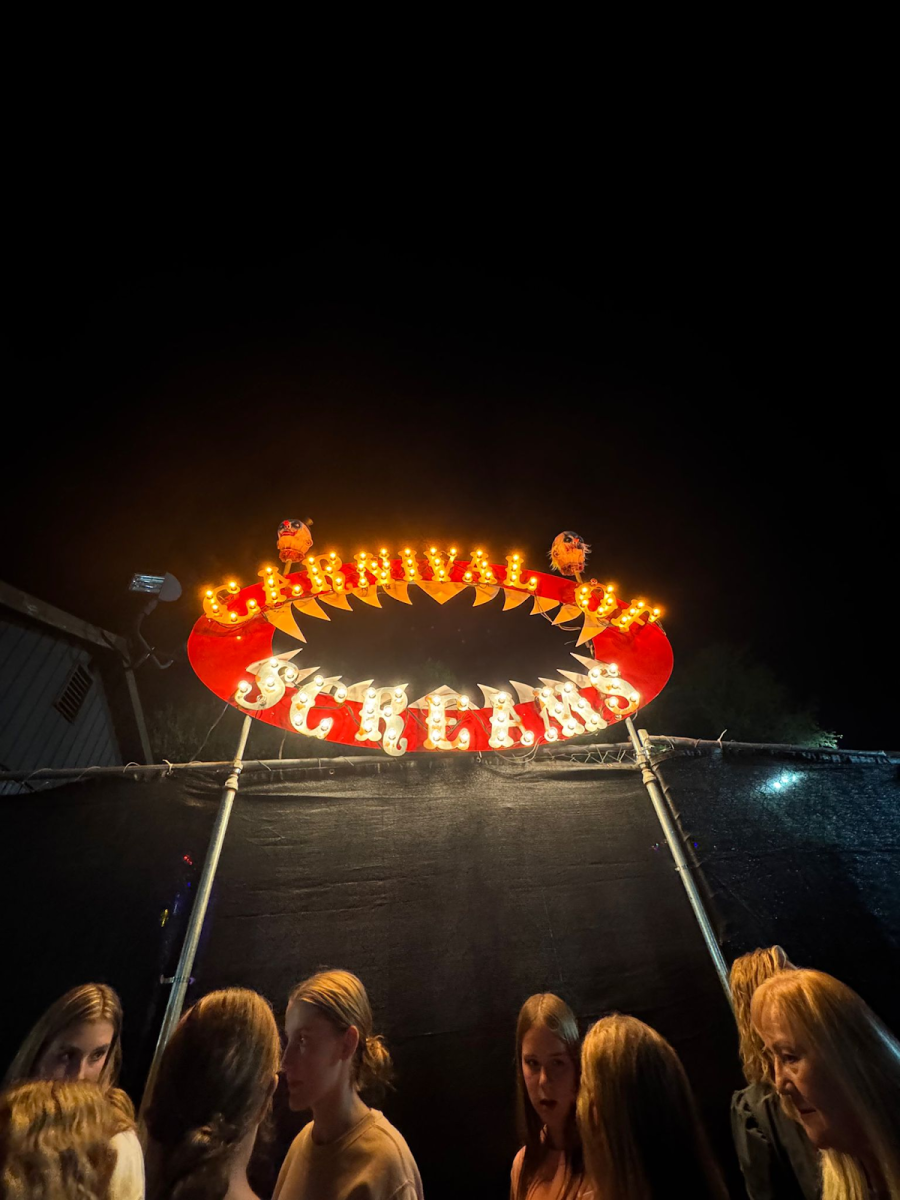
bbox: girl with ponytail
[143,988,280,1200]
[274,968,423,1200]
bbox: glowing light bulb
[266,567,273,575]
[313,675,324,688]
[547,728,558,741]
[230,612,238,622]
[229,581,238,591]
[211,603,219,612]
[459,695,469,709]
[320,718,333,734]
[541,687,551,698]
[248,599,258,609]
[336,688,347,701]
[237,680,251,694]
[299,692,309,704]
[367,688,377,699]
[205,589,214,598]
[293,585,302,594]
[497,692,508,703]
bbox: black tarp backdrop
[1,746,897,1199]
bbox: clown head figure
[549,531,589,577]
[277,518,314,565]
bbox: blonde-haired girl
[0,1079,122,1200]
[143,988,281,1200]
[511,993,590,1199]
[274,968,422,1200]
[577,1013,727,1200]
[729,947,819,1200]
[4,982,143,1199]
[752,969,900,1200]
[5,982,125,1089]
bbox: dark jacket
[731,1083,820,1200]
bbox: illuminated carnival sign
[187,523,673,756]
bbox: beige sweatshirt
[272,1109,423,1200]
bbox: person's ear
[341,1025,360,1063]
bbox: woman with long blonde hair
[274,968,423,1200]
[752,969,900,1200]
[5,983,125,1090]
[4,983,143,1198]
[511,993,590,1200]
[143,988,281,1200]
[0,1079,121,1200]
[577,1013,727,1200]
[729,947,819,1200]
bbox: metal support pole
[139,715,253,1115]
[625,717,732,1006]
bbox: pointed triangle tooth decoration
[318,591,354,611]
[293,597,331,621]
[552,604,583,625]
[265,607,307,640]
[382,580,413,605]
[502,589,531,611]
[472,585,500,606]
[532,595,560,616]
[353,587,382,608]
[419,581,466,605]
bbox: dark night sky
[5,230,895,749]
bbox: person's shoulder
[367,1111,413,1150]
[284,1121,314,1154]
[363,1112,422,1186]
[731,1081,768,1115]
[111,1128,141,1152]
[273,1123,315,1199]
[511,1145,525,1187]
[109,1128,145,1200]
